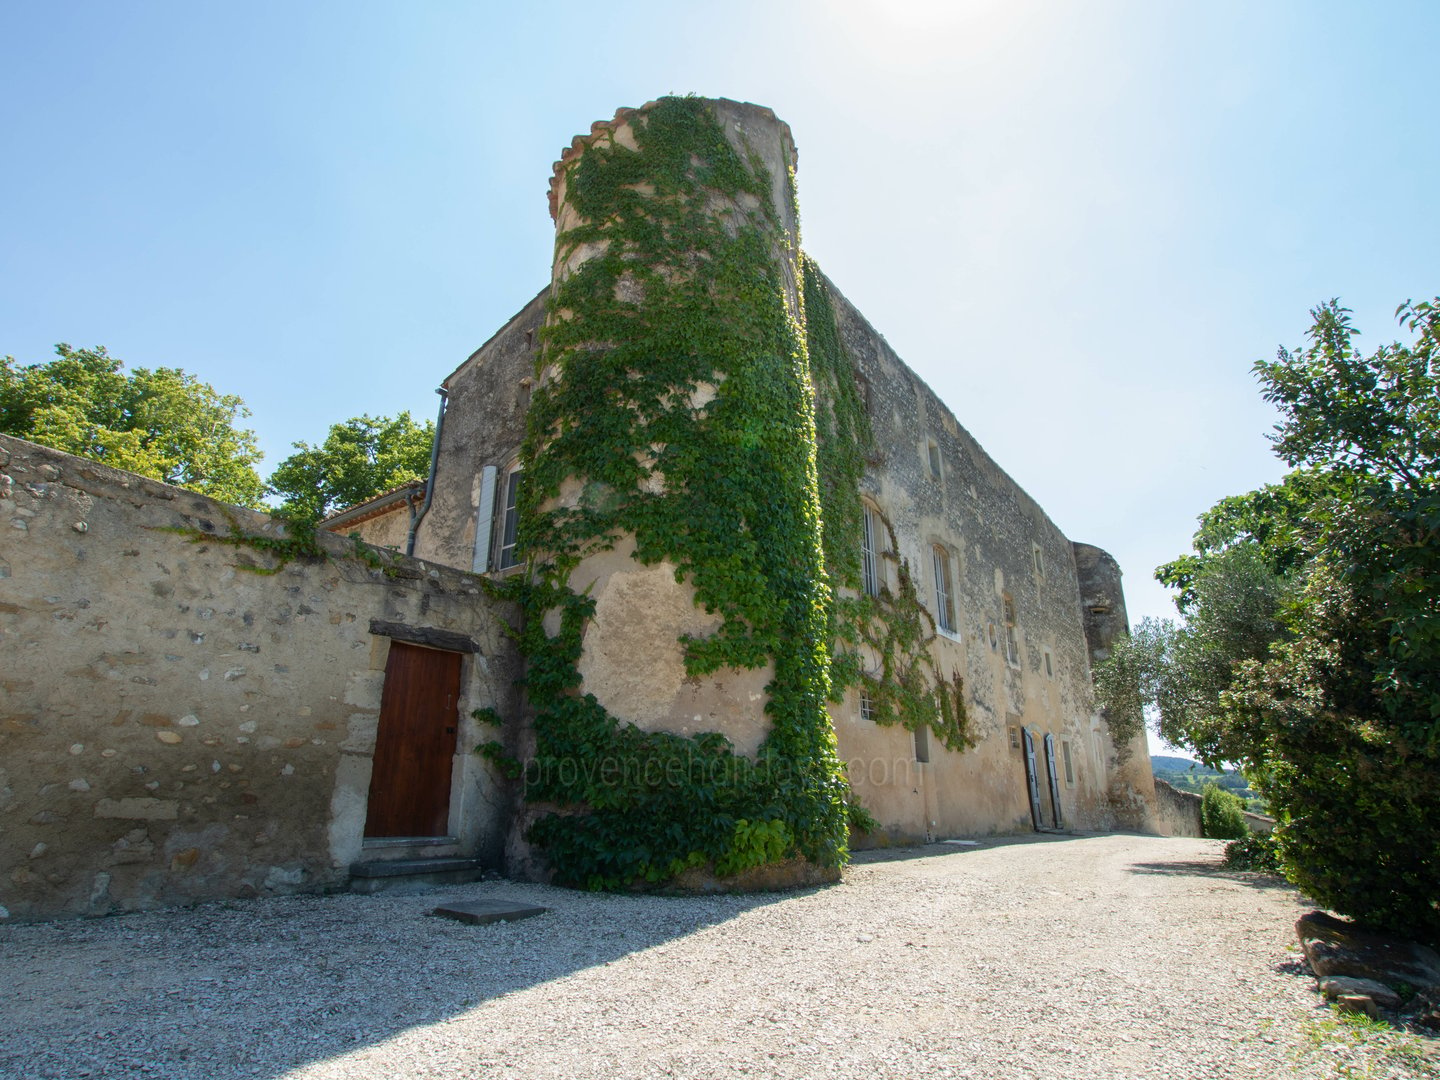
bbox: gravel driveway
[3,834,1434,1079]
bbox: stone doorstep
[349,857,482,878]
[430,899,549,926]
[347,856,485,896]
[359,836,462,863]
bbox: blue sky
[4,1,1436,755]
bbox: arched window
[932,544,956,634]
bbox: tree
[0,344,265,506]
[1098,298,1440,941]
[266,412,435,524]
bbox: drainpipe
[405,386,448,557]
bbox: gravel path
[3,834,1434,1079]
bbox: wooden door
[364,641,462,838]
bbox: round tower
[513,97,847,888]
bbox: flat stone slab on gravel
[430,898,549,925]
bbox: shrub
[1201,782,1248,840]
[1223,832,1281,873]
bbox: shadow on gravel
[0,878,808,1080]
[851,831,1101,867]
[1126,858,1295,892]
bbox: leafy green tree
[1094,542,1294,765]
[1200,782,1248,840]
[266,412,435,523]
[0,344,265,506]
[1099,297,1440,941]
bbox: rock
[1401,986,1440,1030]
[1317,976,1402,1010]
[1296,911,1440,991]
[1335,994,1379,1018]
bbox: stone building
[338,96,1157,879]
[0,96,1156,920]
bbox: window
[495,467,522,570]
[913,725,930,764]
[859,691,874,724]
[927,440,942,480]
[987,623,998,651]
[1043,648,1054,678]
[1002,594,1020,666]
[861,504,881,597]
[931,544,956,634]
[1062,739,1075,786]
[1032,543,1045,581]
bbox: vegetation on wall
[500,96,849,888]
[1096,297,1440,942]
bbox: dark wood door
[364,641,462,838]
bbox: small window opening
[1009,725,1020,750]
[860,691,874,724]
[1062,739,1075,786]
[1032,543,1045,580]
[913,725,931,763]
[988,623,998,651]
[927,441,942,480]
[1043,648,1054,678]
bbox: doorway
[364,641,463,838]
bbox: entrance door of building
[364,641,462,837]
[1021,727,1044,831]
[1043,732,1065,830]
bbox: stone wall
[1154,778,1203,837]
[822,272,1157,838]
[0,435,518,921]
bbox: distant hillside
[1151,755,1255,804]
[1150,755,1220,775]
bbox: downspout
[405,386,448,556]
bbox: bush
[1201,782,1248,840]
[1223,833,1281,873]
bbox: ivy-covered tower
[510,97,851,887]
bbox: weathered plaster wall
[0,436,519,921]
[821,271,1157,839]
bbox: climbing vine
[502,97,849,889]
[803,259,974,754]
